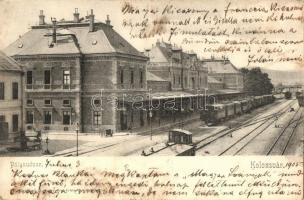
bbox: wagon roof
[170,129,193,135]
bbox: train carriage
[203,104,226,125]
[252,96,263,108]
[225,103,235,119]
[142,129,195,156]
[241,99,252,113]
[234,101,242,115]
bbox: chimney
[89,9,95,32]
[39,10,45,25]
[73,8,80,23]
[51,17,57,44]
[106,15,111,25]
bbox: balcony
[25,84,77,91]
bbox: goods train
[201,94,274,126]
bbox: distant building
[204,58,244,91]
[144,41,208,91]
[0,51,23,140]
[208,76,224,90]
[4,9,148,133]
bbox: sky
[0,0,303,71]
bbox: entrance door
[120,111,128,130]
[140,110,144,127]
[0,122,8,140]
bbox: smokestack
[73,8,80,23]
[39,10,45,25]
[106,15,111,25]
[89,9,94,32]
[51,17,57,44]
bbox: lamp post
[149,109,153,140]
[180,107,184,129]
[75,122,79,156]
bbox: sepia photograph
[0,0,303,199]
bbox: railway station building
[4,9,148,133]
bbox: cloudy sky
[0,0,302,71]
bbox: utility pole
[76,122,79,156]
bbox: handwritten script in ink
[121,0,303,66]
[5,158,303,200]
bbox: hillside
[260,68,304,86]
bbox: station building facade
[4,9,148,133]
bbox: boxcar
[234,101,242,115]
[241,99,252,113]
[225,103,235,119]
[252,96,263,108]
[204,104,226,125]
[285,91,292,99]
[143,129,195,156]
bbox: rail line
[229,107,300,156]
[194,100,296,152]
[267,109,303,155]
[218,106,299,156]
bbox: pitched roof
[208,76,223,84]
[4,23,146,58]
[0,51,22,72]
[204,59,240,74]
[146,71,168,82]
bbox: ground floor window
[93,111,101,125]
[12,114,18,132]
[44,111,52,124]
[63,111,71,125]
[26,111,34,124]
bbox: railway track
[267,109,303,155]
[213,103,302,156]
[194,100,296,153]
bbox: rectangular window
[44,111,52,124]
[12,114,18,132]
[63,99,70,106]
[140,71,143,87]
[26,71,33,85]
[44,99,52,106]
[93,111,101,125]
[130,70,134,85]
[0,82,4,100]
[63,70,70,89]
[120,69,124,84]
[26,111,34,124]
[63,111,71,125]
[0,115,5,122]
[44,70,51,89]
[93,99,101,106]
[12,82,18,100]
[27,99,33,106]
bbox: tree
[240,67,274,96]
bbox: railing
[26,84,77,90]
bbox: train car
[225,103,235,119]
[234,101,242,115]
[252,96,263,108]
[297,90,304,107]
[284,91,292,99]
[261,94,274,105]
[142,129,195,156]
[298,96,304,107]
[203,104,226,125]
[240,99,252,113]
